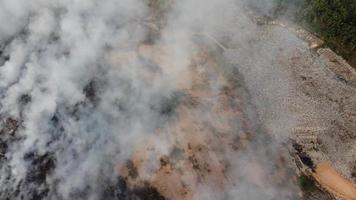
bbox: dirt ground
[112,6,356,199]
[313,161,356,200]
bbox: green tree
[298,0,356,66]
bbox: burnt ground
[0,3,355,200]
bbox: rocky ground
[250,18,356,200]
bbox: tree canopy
[275,0,356,67]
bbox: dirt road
[313,161,356,200]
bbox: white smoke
[0,0,305,199]
[0,0,154,199]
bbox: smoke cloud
[0,0,306,199]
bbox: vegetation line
[274,0,356,68]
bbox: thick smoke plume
[0,0,304,199]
